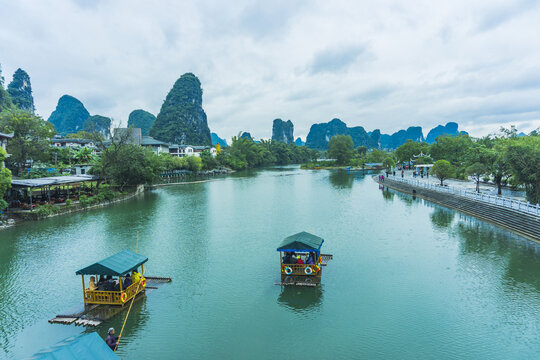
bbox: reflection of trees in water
[329,171,354,189]
[277,285,323,313]
[393,191,415,206]
[380,186,394,202]
[455,215,540,291]
[430,207,455,229]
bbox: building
[141,136,170,155]
[169,144,216,157]
[52,138,96,150]
[73,164,92,175]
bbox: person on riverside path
[106,328,120,351]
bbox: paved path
[385,170,526,201]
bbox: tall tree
[432,160,455,186]
[0,109,55,174]
[328,135,354,165]
[504,136,540,204]
[7,68,35,113]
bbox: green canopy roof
[276,231,325,252]
[76,249,148,276]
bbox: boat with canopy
[277,231,332,286]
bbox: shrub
[65,199,73,207]
[79,195,90,207]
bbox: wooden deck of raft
[49,276,171,327]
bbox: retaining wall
[378,177,540,242]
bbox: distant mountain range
[302,119,467,150]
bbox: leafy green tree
[0,147,12,209]
[0,109,55,175]
[383,157,395,170]
[430,134,473,167]
[74,147,94,164]
[92,144,162,190]
[466,162,488,192]
[187,156,203,172]
[200,150,218,170]
[365,149,390,163]
[328,135,354,165]
[395,140,428,165]
[504,136,540,204]
[432,160,455,186]
[356,146,367,157]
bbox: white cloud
[1,0,539,142]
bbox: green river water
[1,167,540,359]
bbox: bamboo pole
[114,267,144,352]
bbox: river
[1,167,540,359]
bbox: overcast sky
[1,0,540,141]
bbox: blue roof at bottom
[30,332,119,360]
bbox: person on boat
[296,255,304,265]
[283,252,292,264]
[88,276,98,291]
[123,276,132,288]
[106,327,120,351]
[307,253,315,264]
[131,270,141,283]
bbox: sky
[1,0,540,141]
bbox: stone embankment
[379,177,540,242]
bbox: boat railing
[84,278,144,305]
[281,263,320,276]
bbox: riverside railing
[385,176,540,216]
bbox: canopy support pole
[81,276,86,304]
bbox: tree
[429,134,473,167]
[383,157,395,170]
[92,144,162,190]
[0,147,12,209]
[432,160,455,186]
[328,135,354,165]
[74,147,94,164]
[466,162,488,192]
[0,109,55,175]
[504,136,540,204]
[395,140,428,165]
[356,146,367,157]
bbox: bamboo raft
[49,276,171,327]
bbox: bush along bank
[10,185,144,221]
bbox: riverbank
[1,185,145,229]
[377,176,540,242]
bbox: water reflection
[455,214,540,291]
[430,207,455,229]
[380,186,395,202]
[277,286,323,313]
[328,171,353,189]
[84,295,149,352]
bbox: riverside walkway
[378,175,540,242]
